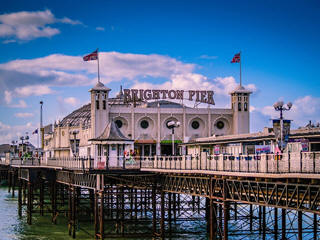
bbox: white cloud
[0,121,37,145]
[0,51,257,108]
[15,112,34,118]
[0,9,82,41]
[96,26,105,31]
[199,55,218,60]
[64,97,79,107]
[251,95,320,131]
[4,90,12,103]
[11,100,28,108]
[15,85,54,97]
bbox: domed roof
[89,81,111,91]
[230,85,252,94]
[59,103,91,127]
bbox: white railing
[141,152,320,174]
[6,152,320,174]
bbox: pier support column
[281,208,286,240]
[99,191,104,240]
[262,206,266,240]
[27,182,33,225]
[208,198,217,240]
[274,207,278,240]
[18,178,22,217]
[152,185,157,237]
[94,190,99,239]
[168,192,172,238]
[223,201,229,240]
[51,181,57,224]
[160,190,165,239]
[40,179,44,216]
[314,213,317,240]
[298,211,302,240]
[12,170,16,197]
[249,204,253,232]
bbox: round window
[216,121,224,129]
[140,120,149,129]
[115,119,123,129]
[191,120,200,129]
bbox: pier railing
[5,152,320,174]
[141,152,320,174]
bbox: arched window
[244,102,248,111]
[238,102,241,111]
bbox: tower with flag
[231,52,242,86]
[83,49,100,83]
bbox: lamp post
[167,121,181,156]
[11,140,18,157]
[273,101,292,151]
[19,133,29,156]
[40,101,44,150]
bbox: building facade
[44,82,252,162]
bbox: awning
[160,140,182,144]
[135,139,156,144]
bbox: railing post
[300,151,303,173]
[266,154,269,173]
[276,153,279,173]
[288,152,291,173]
[314,152,316,173]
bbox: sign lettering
[124,89,215,105]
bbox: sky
[0,0,320,145]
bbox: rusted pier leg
[249,204,253,232]
[89,189,94,219]
[134,188,138,219]
[207,198,217,240]
[39,179,44,216]
[313,213,318,239]
[18,178,22,217]
[274,207,278,240]
[160,190,165,239]
[27,182,33,225]
[8,170,11,193]
[116,187,120,233]
[168,192,172,238]
[121,187,125,235]
[12,171,16,197]
[173,193,177,222]
[152,185,157,237]
[314,213,317,240]
[223,201,229,240]
[262,206,266,240]
[298,211,302,240]
[94,190,99,239]
[258,206,262,234]
[72,187,76,239]
[130,188,134,219]
[281,208,286,240]
[23,181,27,204]
[234,202,237,221]
[51,181,57,224]
[99,191,104,240]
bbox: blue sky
[0,0,320,144]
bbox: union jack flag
[83,49,98,61]
[231,53,240,63]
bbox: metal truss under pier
[2,163,320,239]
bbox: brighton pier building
[44,82,251,165]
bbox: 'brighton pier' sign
[123,89,215,105]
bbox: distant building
[44,82,252,165]
[184,126,320,156]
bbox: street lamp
[19,133,29,156]
[167,120,181,155]
[273,101,293,151]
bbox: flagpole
[97,48,100,83]
[240,51,242,87]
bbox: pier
[1,152,320,239]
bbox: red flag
[231,53,240,63]
[83,49,98,61]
